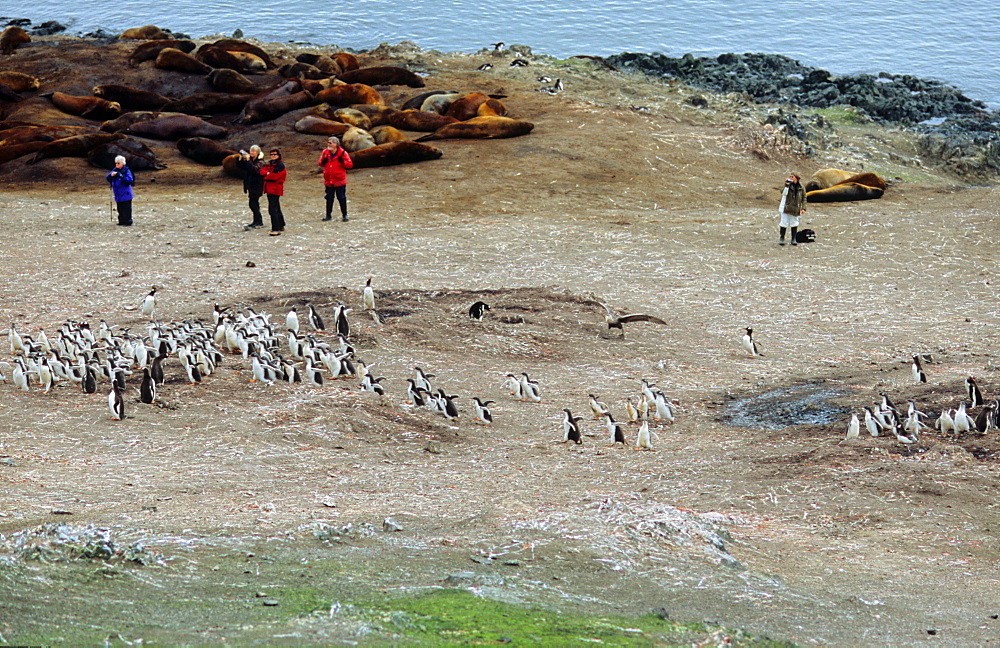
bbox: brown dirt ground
[1,35,1000,646]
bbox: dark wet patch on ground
[719,382,849,430]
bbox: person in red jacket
[261,149,287,236]
[318,136,354,222]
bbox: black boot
[790,227,798,246]
[778,226,786,246]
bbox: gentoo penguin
[82,363,98,394]
[954,402,973,434]
[974,401,997,434]
[468,301,490,321]
[334,303,351,339]
[519,373,541,403]
[285,307,300,334]
[476,63,493,71]
[966,376,984,408]
[562,409,583,444]
[140,367,156,403]
[8,323,25,355]
[304,358,324,386]
[652,392,676,424]
[141,287,156,318]
[108,384,125,420]
[504,372,523,399]
[307,304,325,331]
[150,354,165,385]
[863,406,881,437]
[603,412,627,446]
[363,277,375,311]
[741,327,762,357]
[587,300,667,338]
[405,378,424,405]
[911,355,927,383]
[472,397,494,425]
[846,412,860,440]
[413,367,434,393]
[250,355,274,385]
[895,420,918,445]
[935,408,956,436]
[12,359,30,392]
[510,58,529,67]
[588,394,610,420]
[636,421,653,450]
[439,391,460,419]
[37,358,53,393]
[182,357,202,384]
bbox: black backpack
[796,229,816,243]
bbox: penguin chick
[636,420,653,449]
[363,277,375,311]
[845,412,860,440]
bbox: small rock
[262,598,279,606]
[424,440,442,454]
[255,591,268,598]
[246,261,256,267]
[382,516,402,532]
[0,458,15,467]
[50,509,73,515]
[443,571,475,584]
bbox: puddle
[720,383,848,430]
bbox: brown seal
[349,141,442,168]
[388,109,459,132]
[48,92,122,120]
[341,126,377,153]
[155,48,213,75]
[806,182,885,203]
[221,153,244,178]
[804,169,854,192]
[177,137,237,166]
[420,92,462,114]
[445,92,490,121]
[278,62,328,80]
[293,115,352,136]
[315,83,384,107]
[238,90,313,125]
[1,124,92,146]
[197,47,265,74]
[476,98,508,117]
[0,26,30,55]
[299,77,341,95]
[331,108,372,130]
[123,114,228,140]
[331,52,360,72]
[370,125,407,144]
[402,90,459,110]
[120,25,172,40]
[337,66,425,88]
[207,68,261,94]
[0,141,47,165]
[416,116,534,141]
[160,92,252,114]
[0,83,21,102]
[27,132,127,164]
[0,71,40,92]
[346,103,399,127]
[236,79,301,123]
[101,111,186,133]
[296,53,343,75]
[197,39,277,69]
[128,39,196,65]
[88,138,165,170]
[93,84,172,110]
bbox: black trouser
[267,194,285,231]
[116,200,133,225]
[325,185,347,218]
[248,190,263,225]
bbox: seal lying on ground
[416,116,534,141]
[122,114,227,139]
[316,83,384,107]
[128,39,196,65]
[293,115,352,136]
[806,182,884,203]
[88,138,165,170]
[349,141,442,168]
[177,137,237,165]
[47,92,122,120]
[0,26,31,55]
[27,132,127,164]
[0,72,40,92]
[155,48,213,75]
[93,85,172,110]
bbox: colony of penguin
[844,356,999,446]
[0,282,678,449]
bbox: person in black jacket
[236,145,265,228]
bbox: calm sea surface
[16,0,1000,107]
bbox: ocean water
[14,0,1000,107]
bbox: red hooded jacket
[261,160,287,196]
[319,145,353,187]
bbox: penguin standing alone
[108,383,125,420]
[468,301,490,321]
[911,355,927,383]
[742,327,762,357]
[141,287,157,318]
[363,277,375,311]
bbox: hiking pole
[110,191,116,223]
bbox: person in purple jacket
[106,155,135,226]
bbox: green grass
[355,588,797,647]
[808,106,870,125]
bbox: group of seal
[0,24,535,175]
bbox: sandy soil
[1,35,1000,646]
